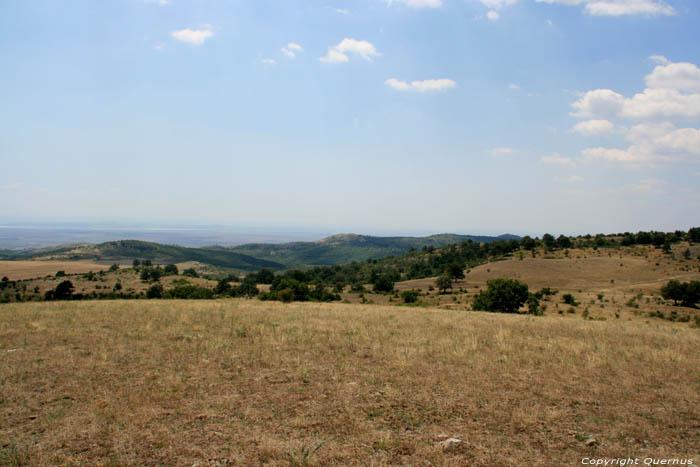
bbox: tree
[373,275,394,293]
[662,280,700,307]
[447,263,465,281]
[689,227,700,243]
[556,235,572,249]
[163,264,179,275]
[108,264,120,272]
[146,283,164,299]
[542,234,556,250]
[214,278,232,295]
[132,259,141,268]
[256,269,275,284]
[472,279,529,313]
[527,293,541,316]
[520,236,536,251]
[436,275,453,294]
[53,280,74,300]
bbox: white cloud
[508,83,520,90]
[171,26,213,45]
[261,58,277,65]
[649,54,669,65]
[144,0,170,5]
[535,0,674,16]
[281,43,303,58]
[385,78,456,92]
[335,8,351,15]
[490,147,514,157]
[571,60,700,121]
[386,0,443,8]
[481,0,518,9]
[540,152,576,166]
[572,119,616,135]
[645,61,700,92]
[320,38,380,64]
[555,175,584,183]
[487,10,500,20]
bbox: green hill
[1,240,284,272]
[216,233,519,268]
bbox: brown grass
[1,300,699,465]
[0,261,110,281]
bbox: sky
[1,0,699,237]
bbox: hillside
[218,233,519,268]
[0,240,284,272]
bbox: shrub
[165,285,214,299]
[472,279,529,313]
[527,293,541,315]
[372,275,394,293]
[562,293,579,306]
[401,290,421,304]
[55,271,66,277]
[108,264,120,272]
[163,264,179,275]
[146,284,164,299]
[182,268,199,278]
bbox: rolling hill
[213,233,520,268]
[0,240,284,272]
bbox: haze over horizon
[2,0,699,235]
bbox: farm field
[1,300,699,465]
[0,261,111,281]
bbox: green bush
[401,290,421,304]
[146,283,164,299]
[472,279,529,314]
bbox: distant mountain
[0,240,284,272]
[214,233,520,268]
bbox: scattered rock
[585,438,598,447]
[439,438,464,452]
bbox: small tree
[132,259,141,268]
[53,280,74,300]
[527,293,541,316]
[472,279,529,313]
[436,275,453,294]
[447,263,465,281]
[146,283,164,299]
[562,293,578,306]
[163,264,179,275]
[108,264,120,272]
[401,290,421,304]
[182,268,199,278]
[373,275,394,293]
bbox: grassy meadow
[1,299,699,465]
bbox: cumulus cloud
[320,39,380,64]
[335,8,351,15]
[487,10,500,20]
[261,58,277,65]
[385,78,456,92]
[540,153,576,166]
[171,26,213,45]
[571,60,700,120]
[572,119,617,135]
[281,42,303,58]
[535,0,674,16]
[570,58,700,168]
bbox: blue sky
[1,0,698,236]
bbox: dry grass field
[1,300,699,466]
[0,261,110,281]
